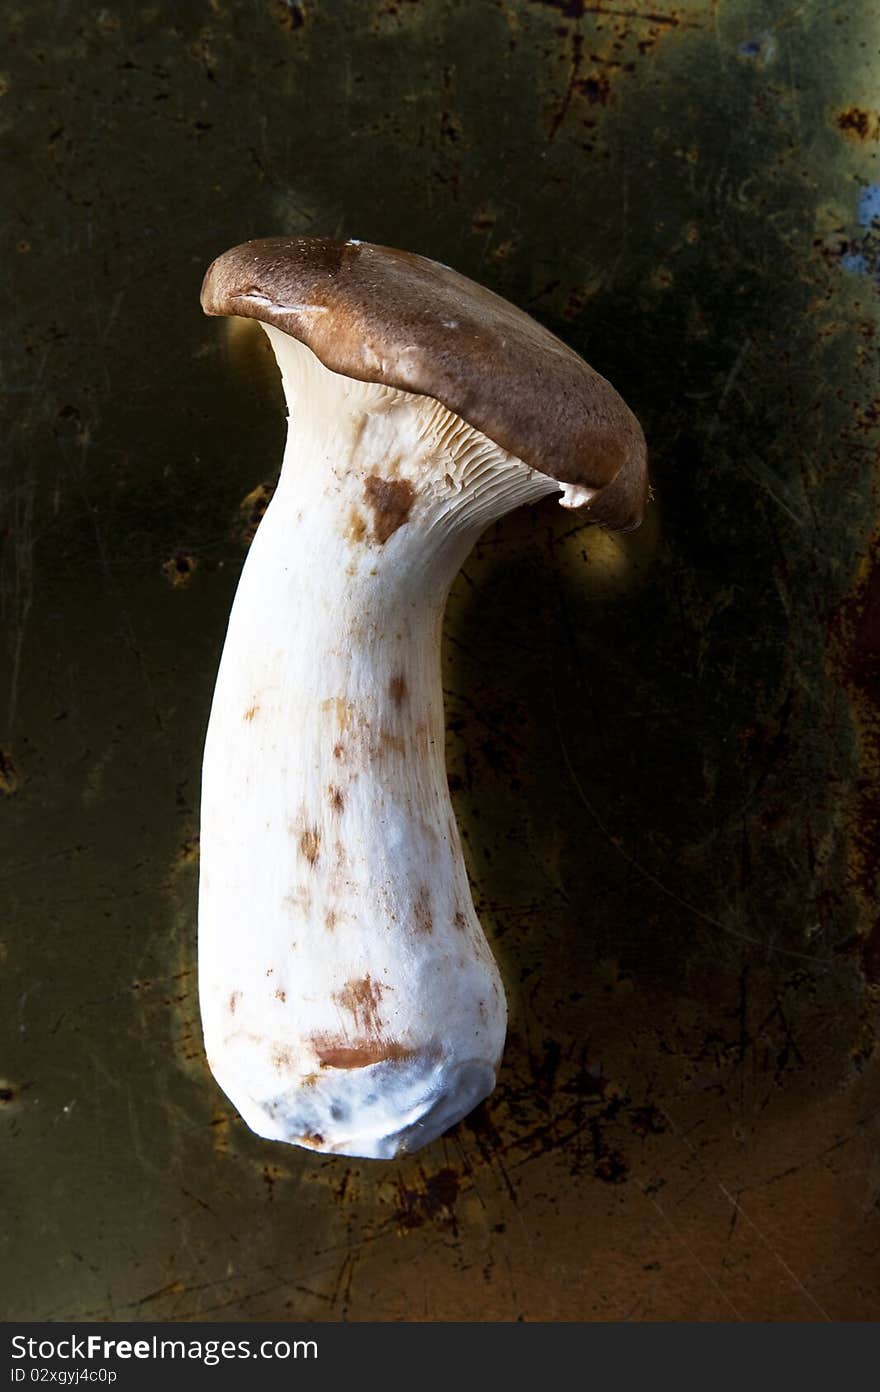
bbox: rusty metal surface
[2,0,880,1321]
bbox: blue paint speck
[738,33,778,64]
[840,252,869,276]
[857,183,880,228]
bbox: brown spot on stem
[326,908,339,930]
[324,699,355,764]
[274,988,287,1003]
[229,991,241,1015]
[322,696,354,729]
[327,701,414,767]
[453,911,467,931]
[329,785,345,813]
[243,703,260,722]
[413,885,434,936]
[296,1131,325,1148]
[364,475,415,543]
[300,827,321,865]
[284,885,312,914]
[335,975,386,1032]
[376,728,406,758]
[313,1038,413,1069]
[346,509,367,543]
[326,847,348,904]
[271,1044,294,1072]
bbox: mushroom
[198,236,647,1159]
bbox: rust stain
[364,475,415,543]
[453,910,467,931]
[210,1107,231,1156]
[300,826,321,866]
[837,107,880,141]
[828,529,880,981]
[162,549,197,587]
[651,265,674,290]
[630,1104,668,1137]
[237,481,275,545]
[313,1038,413,1069]
[854,401,880,434]
[273,0,306,31]
[326,908,339,930]
[594,1149,630,1184]
[394,1166,460,1234]
[471,204,496,233]
[578,72,612,105]
[131,1278,186,1305]
[243,703,260,722]
[389,673,408,707]
[177,835,199,866]
[228,990,241,1015]
[274,988,287,1003]
[530,0,680,22]
[329,784,345,813]
[262,1163,284,1201]
[0,750,20,795]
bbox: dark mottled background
[2,0,879,1322]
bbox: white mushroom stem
[198,323,575,1159]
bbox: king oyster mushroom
[198,236,648,1159]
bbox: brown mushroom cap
[201,236,648,531]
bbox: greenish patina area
[2,0,879,1321]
